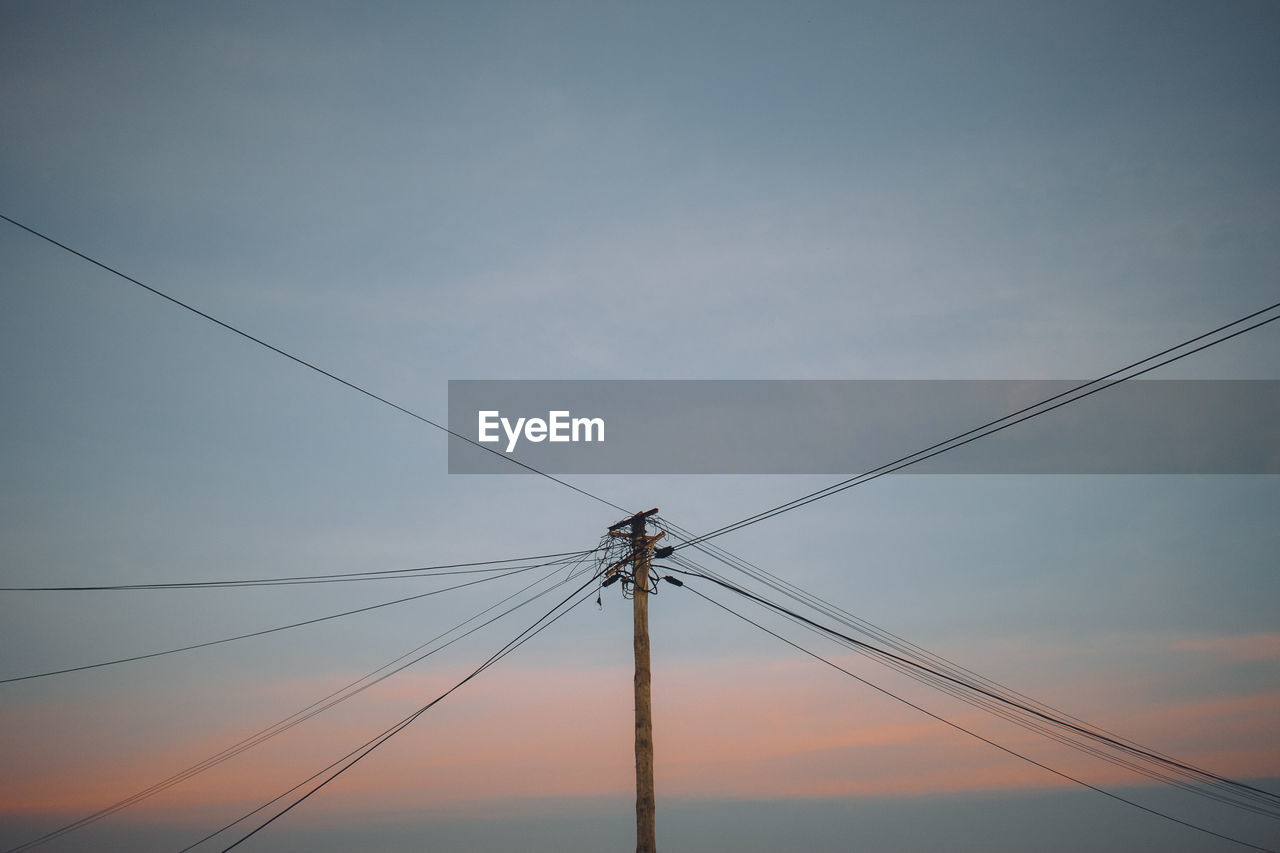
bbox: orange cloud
[3,651,1276,824]
[1170,633,1280,662]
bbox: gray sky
[1,2,1278,851]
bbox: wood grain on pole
[632,514,656,853]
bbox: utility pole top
[608,508,660,532]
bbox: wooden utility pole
[608,508,661,853]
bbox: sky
[1,1,1279,851]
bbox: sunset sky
[2,2,1279,851]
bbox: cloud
[7,653,1275,821]
[1170,633,1280,663]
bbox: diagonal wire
[0,213,629,516]
[682,582,1274,853]
[185,575,599,852]
[666,559,1280,814]
[0,549,597,590]
[676,302,1280,549]
[0,560,570,684]
[660,514,1280,816]
[667,549,1280,819]
[3,554,597,853]
[664,520,1240,778]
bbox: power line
[0,558,577,684]
[669,549,1280,819]
[3,555,597,853]
[0,549,596,590]
[662,520,1132,737]
[0,212,629,516]
[658,518,1280,816]
[664,562,1280,816]
[663,517,1118,729]
[680,582,1275,853]
[676,301,1280,550]
[185,574,599,852]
